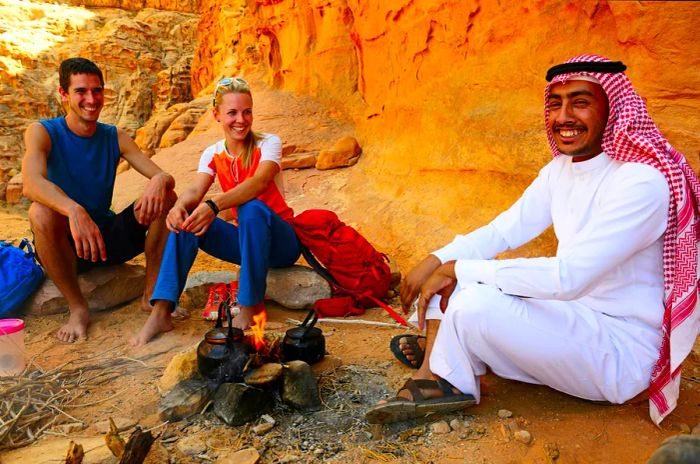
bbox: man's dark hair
[58,58,104,92]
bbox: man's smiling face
[548,80,609,162]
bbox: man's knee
[164,189,177,209]
[448,283,501,321]
[28,202,68,237]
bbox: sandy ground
[2,83,700,463]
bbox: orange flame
[250,309,267,351]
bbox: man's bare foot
[232,304,263,330]
[140,294,154,313]
[129,306,174,347]
[378,372,460,404]
[57,307,90,343]
[398,335,426,367]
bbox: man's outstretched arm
[118,128,175,225]
[22,123,106,262]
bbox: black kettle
[197,301,251,382]
[282,310,325,364]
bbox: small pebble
[177,435,207,456]
[253,422,274,435]
[498,409,513,419]
[679,423,691,434]
[514,430,532,445]
[313,448,324,456]
[430,420,451,434]
[691,423,700,436]
[279,454,300,463]
[261,414,276,425]
[449,419,463,431]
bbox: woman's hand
[166,204,189,233]
[416,262,457,330]
[182,203,216,236]
[400,255,442,313]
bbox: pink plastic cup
[0,319,25,376]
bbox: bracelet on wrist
[204,199,220,215]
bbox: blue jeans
[151,200,300,307]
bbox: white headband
[568,75,600,84]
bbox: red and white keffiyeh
[544,54,700,424]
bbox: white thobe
[419,152,670,403]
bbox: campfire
[164,306,325,427]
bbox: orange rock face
[0,4,198,201]
[192,0,700,265]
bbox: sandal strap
[435,377,458,396]
[398,378,459,402]
[398,379,426,402]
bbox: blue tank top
[40,117,120,227]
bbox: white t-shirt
[197,133,283,174]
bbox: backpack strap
[301,245,408,326]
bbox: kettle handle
[215,300,225,328]
[300,309,319,337]
[226,298,234,343]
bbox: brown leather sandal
[365,377,476,424]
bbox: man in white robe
[366,55,700,425]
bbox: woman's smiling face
[214,92,253,149]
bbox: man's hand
[68,205,106,262]
[182,203,216,236]
[400,254,442,312]
[416,262,457,330]
[134,173,170,225]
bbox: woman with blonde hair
[131,77,300,346]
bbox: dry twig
[0,352,153,450]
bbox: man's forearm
[151,171,175,190]
[23,177,83,218]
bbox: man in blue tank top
[22,58,177,343]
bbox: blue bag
[0,239,45,316]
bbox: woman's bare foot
[57,306,90,343]
[130,305,174,347]
[232,304,263,330]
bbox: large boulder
[265,266,331,309]
[23,264,146,316]
[181,267,330,311]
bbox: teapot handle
[226,298,234,342]
[301,309,319,337]
[215,300,225,328]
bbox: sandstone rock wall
[61,0,200,13]
[191,0,700,264]
[0,3,198,200]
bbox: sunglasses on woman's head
[212,77,249,106]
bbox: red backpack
[290,209,407,325]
